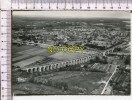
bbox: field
[13,82,67,95]
[50,51,97,60]
[12,45,54,64]
[31,71,110,95]
[12,45,52,57]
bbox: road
[101,65,117,94]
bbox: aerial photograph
[12,11,131,95]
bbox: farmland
[12,45,55,66]
[12,45,52,58]
[13,71,110,95]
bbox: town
[12,17,130,95]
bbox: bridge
[109,52,130,56]
[23,42,129,73]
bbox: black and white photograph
[12,11,131,95]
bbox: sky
[13,11,130,19]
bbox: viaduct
[24,42,128,73]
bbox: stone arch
[28,69,32,73]
[69,61,71,65]
[81,58,83,63]
[90,55,93,59]
[49,65,53,70]
[63,62,66,67]
[53,64,56,70]
[49,65,52,70]
[59,62,63,67]
[82,58,84,62]
[37,67,39,72]
[75,60,77,64]
[66,61,69,66]
[84,57,86,62]
[120,32,123,36]
[78,59,81,64]
[56,63,58,68]
[73,60,76,65]
[82,58,84,63]
[112,48,114,52]
[85,57,87,62]
[74,60,76,64]
[61,62,64,67]
[80,59,82,63]
[45,66,49,71]
[33,68,36,72]
[80,59,82,62]
[70,61,72,65]
[41,67,45,71]
[103,52,106,56]
[87,57,89,60]
[53,64,57,69]
[76,59,79,64]
[57,63,61,68]
[89,56,91,59]
[68,61,71,65]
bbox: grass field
[33,71,109,94]
[13,71,109,95]
[12,45,53,56]
[12,45,37,53]
[12,45,54,63]
[13,82,68,95]
[49,51,96,60]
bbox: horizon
[13,11,130,19]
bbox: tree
[124,55,130,65]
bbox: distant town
[12,17,130,95]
